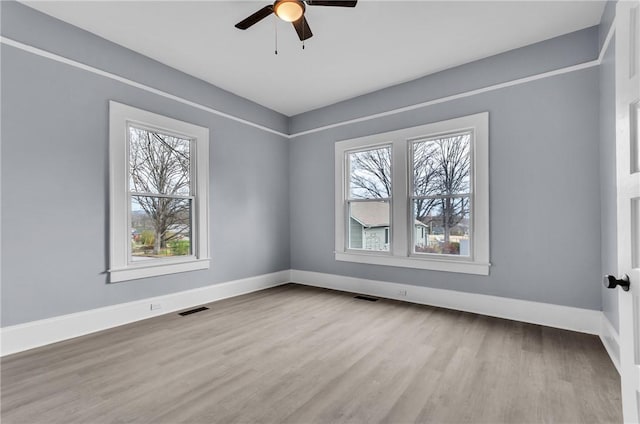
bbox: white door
[614,1,640,422]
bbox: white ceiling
[22,1,605,116]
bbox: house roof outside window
[350,202,426,228]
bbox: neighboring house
[415,215,471,255]
[349,202,427,250]
[421,218,470,237]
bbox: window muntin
[410,132,472,257]
[346,146,391,252]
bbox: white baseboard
[1,270,290,357]
[3,269,615,363]
[599,314,621,374]
[290,269,602,335]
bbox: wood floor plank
[1,283,622,423]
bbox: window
[334,113,489,275]
[109,101,210,282]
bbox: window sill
[335,252,490,275]
[109,258,210,283]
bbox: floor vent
[354,295,379,302]
[178,306,209,316]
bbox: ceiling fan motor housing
[273,0,305,22]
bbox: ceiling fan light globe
[274,0,305,22]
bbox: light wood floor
[1,283,621,423]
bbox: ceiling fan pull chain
[274,15,278,55]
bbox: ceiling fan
[235,0,357,41]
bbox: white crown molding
[1,19,615,140]
[0,270,290,357]
[289,20,616,138]
[0,36,289,138]
[598,13,616,64]
[289,60,600,138]
[290,269,602,335]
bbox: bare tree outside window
[412,133,471,255]
[347,133,471,255]
[349,147,391,199]
[129,126,193,259]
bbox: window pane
[131,195,192,260]
[413,132,471,196]
[348,146,391,199]
[413,197,470,256]
[348,201,390,251]
[129,126,191,196]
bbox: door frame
[614,1,640,422]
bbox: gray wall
[0,1,615,327]
[1,2,290,326]
[599,34,619,330]
[289,29,603,310]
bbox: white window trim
[109,101,210,282]
[334,112,490,275]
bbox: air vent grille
[354,295,379,302]
[178,306,209,316]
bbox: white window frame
[334,112,490,275]
[109,101,210,282]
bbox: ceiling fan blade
[292,16,313,41]
[305,1,357,6]
[235,5,274,30]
